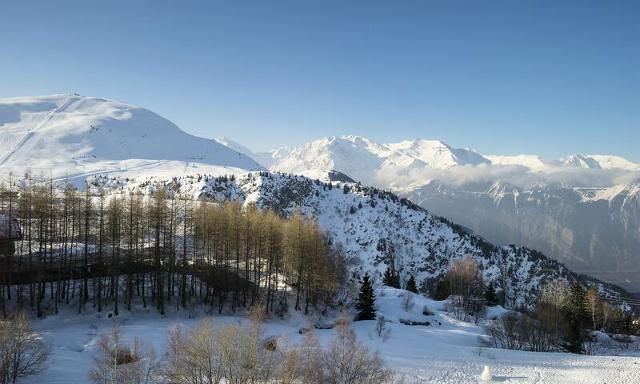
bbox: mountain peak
[259,135,491,185]
[0,95,263,179]
[563,154,601,169]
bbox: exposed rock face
[407,182,640,292]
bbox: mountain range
[217,134,639,187]
[1,94,637,300]
[89,170,628,308]
[215,135,640,292]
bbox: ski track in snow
[0,95,77,165]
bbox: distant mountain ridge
[409,180,640,291]
[216,135,640,187]
[216,135,640,291]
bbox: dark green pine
[406,274,418,293]
[355,272,376,321]
[485,281,499,306]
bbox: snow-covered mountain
[0,95,263,179]
[91,171,631,308]
[218,135,490,189]
[216,135,640,291]
[486,153,640,172]
[408,181,640,291]
[2,95,636,297]
[218,135,640,186]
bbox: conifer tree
[355,273,376,321]
[405,275,418,294]
[563,282,588,353]
[431,279,449,301]
[485,281,499,307]
[382,266,400,289]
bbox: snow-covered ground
[1,94,638,382]
[24,288,640,384]
[0,94,262,180]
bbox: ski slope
[0,94,263,179]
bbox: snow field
[23,287,640,384]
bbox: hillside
[0,94,263,179]
[217,135,640,186]
[230,135,490,189]
[216,135,640,291]
[408,181,640,291]
[92,171,632,308]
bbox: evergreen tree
[431,279,449,301]
[485,281,499,307]
[405,275,418,294]
[563,282,588,353]
[355,273,376,321]
[382,266,400,289]
[617,313,634,335]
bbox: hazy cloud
[375,163,640,190]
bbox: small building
[0,214,21,259]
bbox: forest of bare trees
[0,175,346,319]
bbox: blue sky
[1,0,638,160]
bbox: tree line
[0,175,346,319]
[359,256,639,354]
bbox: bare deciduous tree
[161,322,191,384]
[443,256,484,322]
[160,312,282,384]
[321,316,394,384]
[400,292,414,313]
[89,324,158,384]
[375,316,391,341]
[486,304,568,353]
[0,312,49,384]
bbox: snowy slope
[218,135,491,186]
[3,95,638,292]
[2,96,637,382]
[484,154,559,171]
[91,171,631,308]
[24,287,640,384]
[216,135,640,291]
[385,139,489,169]
[584,155,640,171]
[216,135,640,185]
[0,95,263,179]
[267,135,387,185]
[486,153,640,172]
